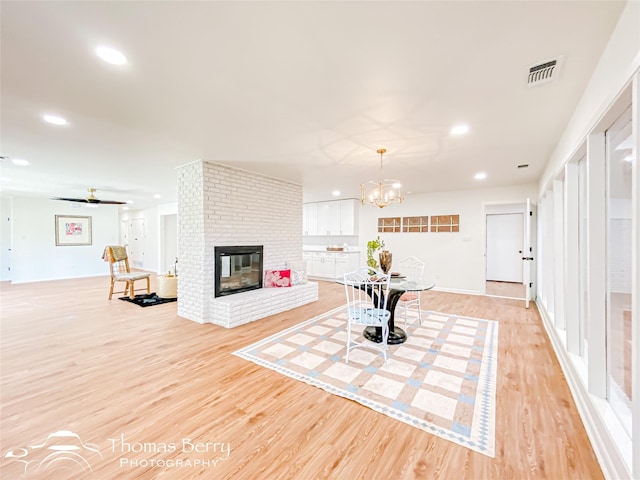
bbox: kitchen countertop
[303,246,361,253]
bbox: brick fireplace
[176,160,317,325]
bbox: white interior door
[129,218,145,266]
[119,220,128,247]
[486,213,524,282]
[0,199,12,281]
[524,198,537,308]
[161,214,178,273]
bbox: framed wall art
[55,215,92,246]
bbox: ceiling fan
[51,188,128,205]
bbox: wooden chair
[343,267,391,364]
[104,246,151,299]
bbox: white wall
[358,183,537,295]
[540,0,640,195]
[158,202,178,273]
[2,195,177,283]
[161,214,178,274]
[119,202,178,274]
[533,2,640,478]
[8,196,119,283]
[0,197,12,281]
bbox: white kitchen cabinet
[316,202,331,235]
[306,251,360,279]
[334,253,352,279]
[303,203,318,236]
[339,199,358,235]
[328,201,342,235]
[311,252,335,278]
[302,252,313,275]
[303,199,358,236]
[345,251,361,275]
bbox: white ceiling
[0,1,626,209]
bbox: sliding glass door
[578,156,588,364]
[605,105,633,436]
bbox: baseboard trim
[8,272,112,284]
[431,286,483,296]
[536,300,632,480]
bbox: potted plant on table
[366,236,385,269]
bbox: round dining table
[338,274,436,345]
[361,277,436,345]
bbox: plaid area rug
[233,306,499,457]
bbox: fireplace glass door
[215,246,263,297]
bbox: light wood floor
[0,275,602,479]
[486,281,526,299]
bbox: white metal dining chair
[397,256,425,331]
[343,267,392,364]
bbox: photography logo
[3,430,102,479]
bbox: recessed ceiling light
[43,114,68,126]
[153,194,162,199]
[332,190,340,196]
[126,200,134,204]
[95,46,127,65]
[474,172,487,180]
[11,158,30,166]
[450,124,469,135]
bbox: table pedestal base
[363,326,407,345]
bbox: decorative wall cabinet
[303,199,358,236]
[403,216,429,232]
[377,217,402,233]
[375,214,459,233]
[431,214,460,232]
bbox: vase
[379,250,392,274]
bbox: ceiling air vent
[527,57,562,87]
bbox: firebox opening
[214,245,263,298]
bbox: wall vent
[527,57,562,87]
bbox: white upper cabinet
[303,199,359,236]
[316,202,331,235]
[328,201,341,235]
[303,203,318,235]
[339,199,358,235]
